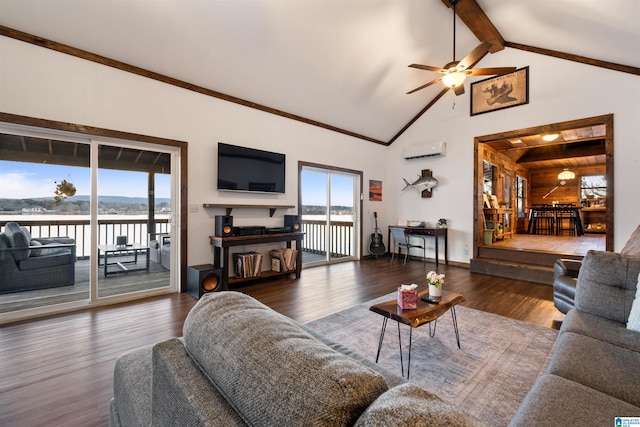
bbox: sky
[0,161,171,199]
[0,161,353,204]
[301,170,355,206]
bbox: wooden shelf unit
[202,203,295,217]
[581,206,606,233]
[209,232,304,289]
[483,208,513,241]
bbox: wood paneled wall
[529,164,605,206]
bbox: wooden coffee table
[369,289,465,379]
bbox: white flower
[426,270,445,288]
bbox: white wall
[390,47,640,260]
[0,36,390,266]
[1,36,639,269]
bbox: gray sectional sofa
[510,250,640,426]
[111,249,640,426]
[110,291,486,427]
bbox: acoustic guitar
[369,212,385,257]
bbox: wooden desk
[209,232,304,290]
[387,226,448,268]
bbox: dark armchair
[553,224,640,314]
[0,222,76,294]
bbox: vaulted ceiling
[1,0,638,149]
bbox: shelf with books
[209,232,304,289]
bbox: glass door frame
[0,113,187,324]
[298,161,363,266]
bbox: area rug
[304,293,558,427]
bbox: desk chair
[389,226,425,266]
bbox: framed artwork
[490,195,499,209]
[369,180,382,201]
[471,67,529,116]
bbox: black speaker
[187,264,223,299]
[284,215,301,232]
[215,215,234,237]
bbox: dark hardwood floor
[0,257,563,426]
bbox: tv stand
[209,232,304,290]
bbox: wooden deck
[0,258,170,314]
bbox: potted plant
[426,270,445,301]
[54,179,77,204]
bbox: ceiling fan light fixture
[442,71,466,88]
[558,169,575,180]
[542,133,560,142]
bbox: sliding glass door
[300,164,360,266]
[95,141,175,298]
[0,125,179,322]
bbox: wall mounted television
[217,142,286,193]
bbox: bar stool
[556,204,577,236]
[531,204,554,235]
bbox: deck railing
[0,218,170,258]
[1,217,351,260]
[301,219,354,258]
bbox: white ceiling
[1,0,639,143]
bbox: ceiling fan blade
[407,77,444,94]
[458,41,491,70]
[453,83,465,96]
[467,67,517,76]
[409,64,448,73]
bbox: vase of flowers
[427,270,445,301]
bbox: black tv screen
[217,143,286,193]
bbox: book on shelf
[269,248,297,272]
[233,252,263,278]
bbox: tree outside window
[580,175,606,201]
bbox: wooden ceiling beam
[517,143,606,163]
[505,41,640,76]
[441,0,506,53]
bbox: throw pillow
[627,272,640,332]
[354,383,487,427]
[621,224,640,257]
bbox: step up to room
[470,247,583,285]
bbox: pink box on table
[397,286,418,310]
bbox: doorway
[299,162,362,266]
[473,114,613,258]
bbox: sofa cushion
[183,292,389,427]
[575,250,640,323]
[3,222,31,260]
[354,383,486,427]
[546,331,640,407]
[151,338,246,426]
[112,345,153,427]
[508,374,640,427]
[561,308,640,352]
[30,240,70,257]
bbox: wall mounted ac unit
[403,142,446,159]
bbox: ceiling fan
[407,0,516,96]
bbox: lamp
[542,133,559,142]
[442,71,466,88]
[558,169,575,180]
